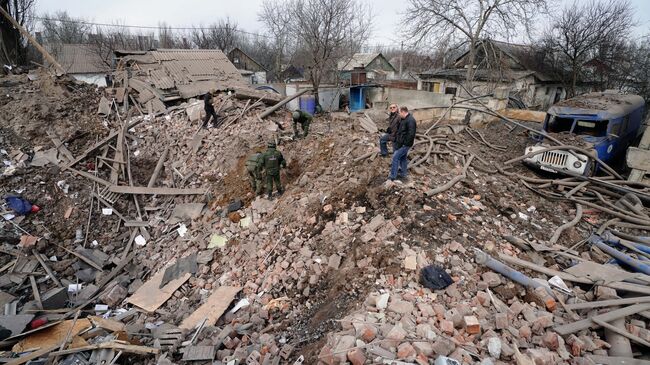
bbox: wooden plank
[48,342,159,357]
[32,250,63,288]
[626,147,650,171]
[29,276,42,310]
[63,130,118,169]
[566,296,650,310]
[111,123,125,184]
[554,303,650,336]
[148,146,169,188]
[55,244,104,272]
[88,316,126,333]
[64,167,112,187]
[586,355,650,365]
[5,345,60,365]
[592,318,650,348]
[498,253,650,295]
[180,286,241,330]
[499,108,547,123]
[12,319,92,352]
[126,269,191,313]
[47,130,74,163]
[108,186,206,195]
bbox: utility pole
[0,6,65,74]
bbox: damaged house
[46,43,111,86]
[418,39,567,110]
[109,48,279,114]
[338,53,397,84]
[227,47,268,84]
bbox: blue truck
[524,92,646,176]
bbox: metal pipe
[474,249,552,296]
[259,89,311,119]
[589,235,650,275]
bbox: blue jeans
[379,133,393,156]
[389,146,410,180]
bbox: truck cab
[524,92,645,176]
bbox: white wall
[367,87,453,109]
[71,73,107,87]
[285,83,341,112]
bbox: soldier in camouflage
[261,141,287,198]
[292,110,312,138]
[245,152,264,196]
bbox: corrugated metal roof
[149,69,175,90]
[51,44,110,74]
[114,48,279,112]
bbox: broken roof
[338,53,396,72]
[51,44,110,74]
[420,39,559,83]
[227,47,268,72]
[549,92,644,119]
[111,48,280,113]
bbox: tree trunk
[571,60,578,97]
[465,40,477,95]
[0,1,19,64]
[312,68,321,112]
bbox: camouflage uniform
[245,152,264,195]
[292,110,313,138]
[261,143,287,197]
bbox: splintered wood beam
[148,147,169,188]
[108,186,207,195]
[64,131,118,169]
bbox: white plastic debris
[134,235,147,246]
[68,284,82,293]
[94,304,109,313]
[229,298,250,314]
[56,180,70,194]
[177,224,188,237]
[549,275,572,294]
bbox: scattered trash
[420,265,453,290]
[135,235,147,246]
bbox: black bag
[420,265,453,290]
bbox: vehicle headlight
[573,161,582,168]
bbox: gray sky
[35,0,650,46]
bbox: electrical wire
[28,15,273,39]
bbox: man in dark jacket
[379,103,401,156]
[202,90,220,128]
[389,106,417,181]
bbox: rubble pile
[1,71,649,365]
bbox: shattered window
[573,120,608,137]
[546,115,573,133]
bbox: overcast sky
[35,0,650,46]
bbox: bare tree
[621,37,650,102]
[158,22,178,48]
[40,11,91,45]
[544,0,634,96]
[260,0,372,105]
[403,0,549,84]
[190,18,240,51]
[258,2,292,78]
[0,0,36,65]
